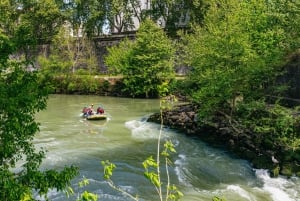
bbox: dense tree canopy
[0,4,78,200]
[105,19,175,98]
[1,0,208,39]
[180,0,300,120]
[176,0,300,162]
[149,0,207,36]
[0,0,64,61]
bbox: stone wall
[92,32,190,75]
[93,32,136,73]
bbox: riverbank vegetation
[105,19,176,98]
[176,0,300,176]
[102,0,300,176]
[0,27,78,201]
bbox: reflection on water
[35,95,300,201]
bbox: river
[34,94,300,201]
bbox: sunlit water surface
[34,95,300,201]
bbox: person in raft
[96,106,104,114]
[88,104,94,115]
[82,104,94,116]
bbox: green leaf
[101,160,116,180]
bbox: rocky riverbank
[147,103,300,177]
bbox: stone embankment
[147,103,300,177]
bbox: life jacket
[88,109,93,115]
[82,107,92,115]
[82,107,88,114]
[97,107,104,114]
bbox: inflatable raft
[86,114,107,120]
[82,105,107,121]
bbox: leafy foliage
[143,156,160,187]
[0,60,78,200]
[0,11,78,200]
[0,31,13,64]
[142,97,183,201]
[38,26,98,76]
[58,0,208,37]
[77,191,98,201]
[143,139,183,201]
[101,160,139,201]
[180,0,300,121]
[99,141,182,201]
[149,0,208,37]
[64,177,98,201]
[1,0,64,61]
[105,19,175,98]
[212,196,226,201]
[177,1,300,179]
[105,38,134,75]
[237,101,300,151]
[102,160,116,180]
[61,0,142,36]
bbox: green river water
[34,94,300,201]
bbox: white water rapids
[33,95,299,201]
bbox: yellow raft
[86,114,107,120]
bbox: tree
[0,27,78,201]
[180,0,300,121]
[21,0,64,44]
[149,0,208,37]
[61,0,104,37]
[105,19,175,98]
[38,26,98,75]
[62,0,142,36]
[59,0,208,37]
[0,0,64,61]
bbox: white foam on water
[33,137,56,143]
[255,169,299,201]
[125,120,162,140]
[35,140,60,149]
[174,154,193,187]
[173,153,299,201]
[45,154,64,164]
[226,185,255,201]
[34,189,61,201]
